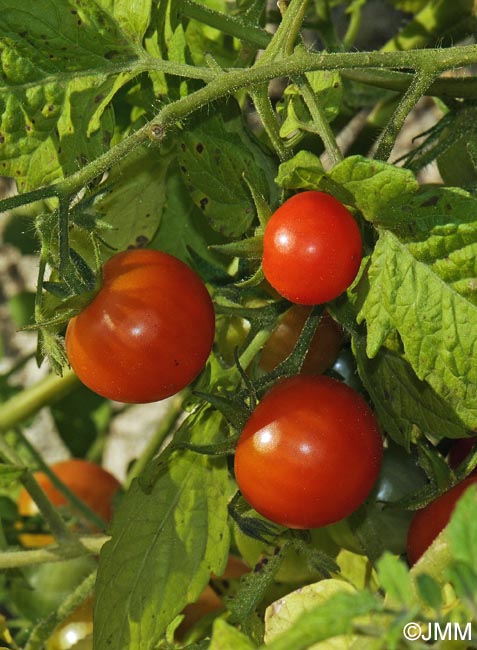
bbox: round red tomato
[234,375,383,529]
[407,475,477,565]
[262,191,362,305]
[65,249,215,403]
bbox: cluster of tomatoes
[32,190,472,595]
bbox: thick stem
[0,369,78,432]
[251,87,290,162]
[0,535,108,569]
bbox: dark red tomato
[65,249,215,403]
[234,375,383,529]
[262,191,362,305]
[259,306,343,374]
[448,437,477,469]
[407,475,477,565]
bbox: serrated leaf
[95,146,172,252]
[94,408,230,650]
[328,156,418,221]
[358,230,477,430]
[276,151,326,190]
[177,101,277,237]
[376,554,415,608]
[96,0,153,44]
[150,165,229,270]
[0,0,144,191]
[353,337,468,445]
[264,582,380,650]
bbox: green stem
[0,369,78,432]
[261,0,311,62]
[25,569,96,650]
[250,87,290,162]
[3,45,477,218]
[343,2,363,50]
[341,68,477,100]
[313,0,342,51]
[15,428,108,531]
[180,0,271,48]
[294,74,343,166]
[124,392,189,489]
[0,535,107,569]
[374,70,438,161]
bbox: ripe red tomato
[259,306,343,374]
[262,191,362,305]
[18,459,120,546]
[406,475,477,565]
[65,249,215,403]
[234,375,382,529]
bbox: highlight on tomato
[406,475,477,565]
[65,249,215,403]
[262,191,362,305]
[17,458,121,547]
[234,375,383,529]
[259,305,343,374]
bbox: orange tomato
[18,459,120,547]
[259,305,343,374]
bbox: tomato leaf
[94,408,230,650]
[209,619,255,650]
[0,0,145,191]
[376,554,416,608]
[177,101,278,237]
[446,485,477,567]
[358,230,477,430]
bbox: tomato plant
[65,249,215,403]
[448,437,477,469]
[262,191,362,305]
[234,375,383,529]
[259,306,343,374]
[407,475,477,565]
[17,459,120,546]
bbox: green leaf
[50,384,112,458]
[95,147,172,252]
[96,0,153,44]
[94,408,230,650]
[353,337,468,445]
[150,165,228,270]
[328,155,418,221]
[177,101,278,237]
[415,574,443,610]
[276,151,326,190]
[0,464,26,486]
[209,619,256,650]
[358,230,477,430]
[0,0,142,191]
[446,485,477,566]
[376,554,415,608]
[261,587,381,650]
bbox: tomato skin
[18,459,120,546]
[259,306,343,374]
[407,475,477,565]
[65,249,215,403]
[262,192,362,305]
[234,375,383,529]
[448,437,477,469]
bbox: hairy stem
[0,535,108,569]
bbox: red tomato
[262,191,362,305]
[259,306,343,374]
[65,249,215,403]
[234,375,383,529]
[407,475,477,565]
